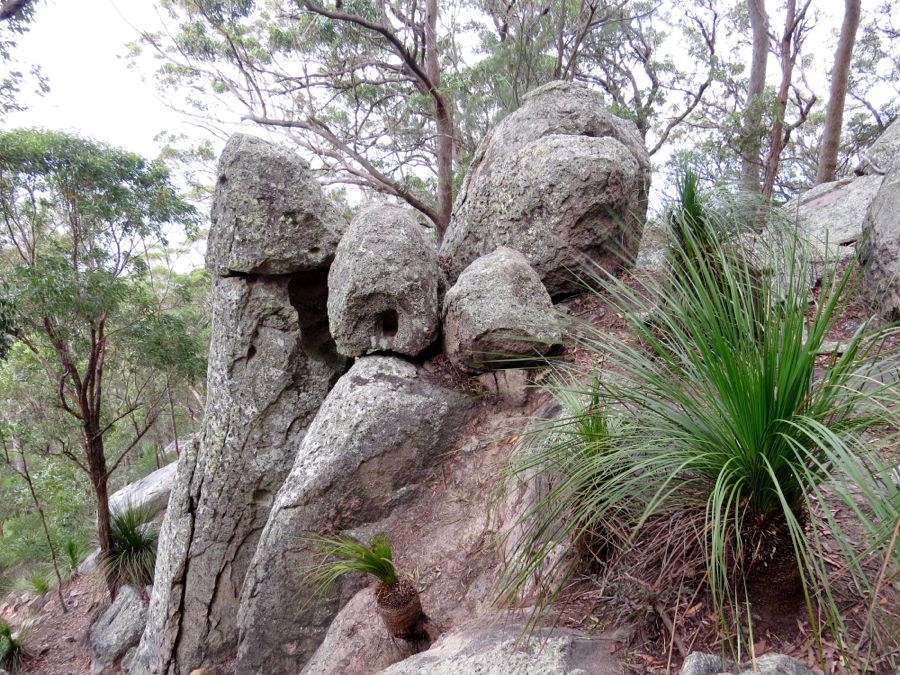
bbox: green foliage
[502,190,900,661]
[305,533,399,596]
[0,620,26,673]
[102,507,159,589]
[62,537,85,574]
[22,567,50,595]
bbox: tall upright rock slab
[132,136,346,674]
[236,356,468,674]
[860,168,900,321]
[440,81,651,297]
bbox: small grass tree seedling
[305,533,423,639]
[0,621,27,672]
[102,506,159,590]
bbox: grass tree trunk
[816,0,861,184]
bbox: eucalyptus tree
[0,129,200,596]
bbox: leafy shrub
[102,506,158,589]
[0,621,26,672]
[502,187,900,662]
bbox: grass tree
[0,129,199,597]
[306,534,424,639]
[501,177,900,666]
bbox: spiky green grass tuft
[305,533,398,596]
[0,621,26,672]
[102,506,158,589]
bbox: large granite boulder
[300,587,415,675]
[132,273,345,673]
[781,174,884,274]
[207,134,343,276]
[443,247,561,373]
[236,356,468,674]
[859,168,900,321]
[440,81,651,297]
[328,205,439,357]
[856,118,900,176]
[109,460,178,519]
[377,619,621,674]
[90,586,148,675]
[681,651,816,675]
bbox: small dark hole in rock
[377,309,399,338]
[218,174,227,185]
[247,345,257,361]
[309,246,320,254]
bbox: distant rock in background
[328,205,439,357]
[440,80,651,297]
[109,459,178,519]
[443,247,561,373]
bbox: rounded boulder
[443,247,561,373]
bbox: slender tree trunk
[741,0,769,193]
[816,0,861,184]
[10,437,67,612]
[762,0,799,199]
[166,373,180,459]
[425,0,453,243]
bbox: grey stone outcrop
[300,587,415,675]
[90,585,148,675]
[440,81,651,297]
[681,651,816,675]
[236,356,468,674]
[207,134,343,276]
[376,619,620,674]
[133,134,346,675]
[109,460,178,519]
[856,118,900,176]
[328,205,439,357]
[443,247,561,373]
[781,174,884,274]
[860,168,900,321]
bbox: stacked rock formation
[134,83,652,674]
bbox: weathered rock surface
[856,118,900,176]
[440,81,651,297]
[681,651,816,675]
[859,168,900,321]
[328,205,439,357]
[109,460,178,519]
[300,587,415,675]
[207,134,343,276]
[132,273,345,674]
[236,356,468,674]
[377,619,621,674]
[781,174,884,272]
[443,247,560,373]
[90,586,148,675]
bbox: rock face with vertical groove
[327,205,440,357]
[131,136,346,675]
[440,81,651,297]
[860,168,900,321]
[236,356,468,674]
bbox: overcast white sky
[5,0,222,158]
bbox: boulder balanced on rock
[328,205,440,357]
[440,80,651,297]
[443,247,561,373]
[207,133,343,276]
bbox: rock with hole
[207,134,343,276]
[328,205,440,357]
[443,246,561,373]
[236,356,468,674]
[440,81,651,297]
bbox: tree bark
[816,0,862,184]
[86,425,116,598]
[425,0,453,242]
[741,0,769,193]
